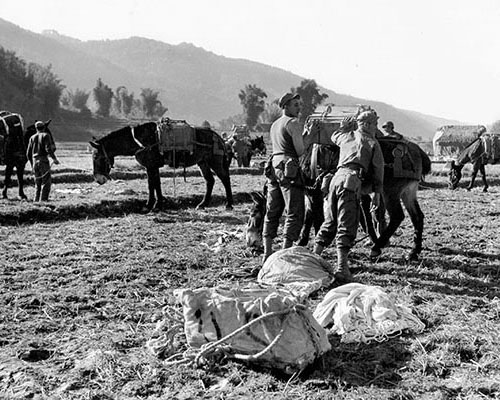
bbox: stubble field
[1,144,499,399]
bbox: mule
[246,138,431,261]
[231,135,267,167]
[247,135,266,166]
[90,122,233,210]
[449,136,500,192]
[1,116,51,200]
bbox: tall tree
[114,86,134,116]
[93,78,113,117]
[140,88,167,118]
[238,84,267,129]
[27,63,65,117]
[259,102,282,125]
[69,89,90,113]
[292,79,328,124]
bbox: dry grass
[0,143,499,399]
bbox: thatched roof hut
[432,125,486,158]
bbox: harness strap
[131,126,145,148]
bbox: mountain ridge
[0,17,461,139]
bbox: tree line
[0,46,168,121]
[220,79,329,131]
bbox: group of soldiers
[262,92,400,282]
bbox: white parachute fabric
[258,246,335,298]
[313,283,425,343]
[176,285,331,373]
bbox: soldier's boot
[282,238,294,249]
[335,247,353,283]
[262,237,273,264]
[313,244,324,256]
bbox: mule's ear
[45,119,52,127]
[89,141,100,149]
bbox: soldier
[262,92,310,263]
[26,121,59,201]
[381,121,404,140]
[313,110,385,282]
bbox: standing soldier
[26,121,59,202]
[381,121,404,140]
[313,110,384,282]
[262,92,310,263]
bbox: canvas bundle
[175,286,331,373]
[157,117,196,154]
[386,140,423,180]
[313,283,425,343]
[258,246,335,298]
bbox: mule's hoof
[225,205,233,211]
[483,188,488,193]
[406,252,419,262]
[370,246,382,259]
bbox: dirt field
[1,144,499,399]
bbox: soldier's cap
[278,92,300,109]
[356,110,379,124]
[382,121,394,129]
[35,121,45,130]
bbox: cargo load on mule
[0,111,25,165]
[156,117,225,168]
[304,104,373,146]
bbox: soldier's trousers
[263,180,305,243]
[315,173,361,250]
[33,159,52,201]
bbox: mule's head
[89,140,114,184]
[253,136,267,155]
[246,191,267,250]
[448,160,463,190]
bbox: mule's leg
[401,182,424,261]
[16,163,27,200]
[479,163,488,192]
[197,162,215,209]
[2,164,13,199]
[467,162,480,191]
[359,195,378,244]
[210,157,234,210]
[297,192,317,246]
[145,167,159,210]
[371,188,405,258]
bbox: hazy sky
[3,0,500,124]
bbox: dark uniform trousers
[33,158,51,201]
[315,169,361,249]
[263,158,305,243]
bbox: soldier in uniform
[381,121,404,140]
[26,121,59,201]
[262,92,310,263]
[313,110,385,282]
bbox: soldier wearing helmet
[313,110,384,282]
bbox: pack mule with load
[90,118,233,211]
